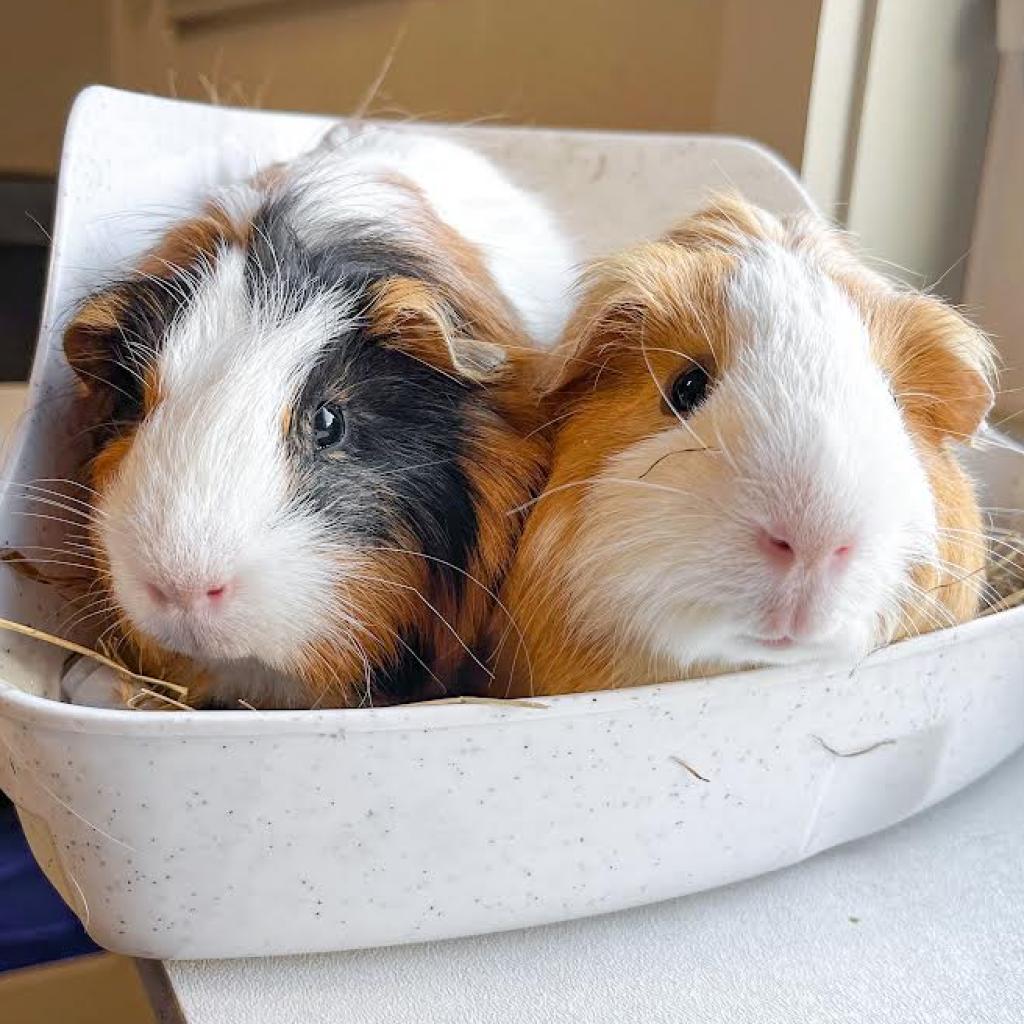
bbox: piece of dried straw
[0,615,188,698]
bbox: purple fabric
[0,798,98,972]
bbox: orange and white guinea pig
[63,126,574,709]
[491,196,994,697]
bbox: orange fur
[64,177,550,708]
[310,257,552,705]
[88,431,136,494]
[136,204,248,278]
[899,446,987,639]
[491,197,995,697]
[380,173,529,360]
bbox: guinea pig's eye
[312,403,346,450]
[668,365,710,416]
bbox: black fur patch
[251,198,485,694]
[73,269,196,437]
[246,198,434,304]
[249,200,483,595]
[369,631,451,705]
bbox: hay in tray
[0,546,192,710]
[982,527,1024,615]
[0,613,190,705]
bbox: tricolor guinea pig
[63,126,574,709]
[491,197,994,697]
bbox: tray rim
[1,602,1021,735]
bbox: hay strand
[0,615,188,698]
[126,687,193,712]
[982,527,1024,615]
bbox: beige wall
[713,0,821,169]
[1,0,821,179]
[0,1,112,177]
[964,9,1024,426]
[171,0,725,134]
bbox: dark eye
[668,365,710,416]
[313,403,346,450]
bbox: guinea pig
[61,125,575,709]
[490,196,994,697]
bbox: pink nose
[756,527,854,569]
[145,580,232,610]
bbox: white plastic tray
[0,87,1022,960]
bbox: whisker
[638,446,717,479]
[507,476,723,516]
[345,571,494,680]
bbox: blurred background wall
[2,0,822,177]
[0,2,1014,396]
[0,0,1013,399]
[0,0,820,384]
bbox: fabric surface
[165,746,1024,1023]
[0,798,97,973]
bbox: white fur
[567,242,938,675]
[100,127,575,700]
[102,249,361,685]
[280,126,577,345]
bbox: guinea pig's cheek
[604,427,721,505]
[560,431,729,663]
[588,430,725,573]
[95,498,148,618]
[284,549,422,702]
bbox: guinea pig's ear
[63,285,131,395]
[664,192,777,252]
[880,291,995,442]
[543,292,644,395]
[368,277,508,383]
[542,242,729,396]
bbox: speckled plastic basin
[0,87,1021,960]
